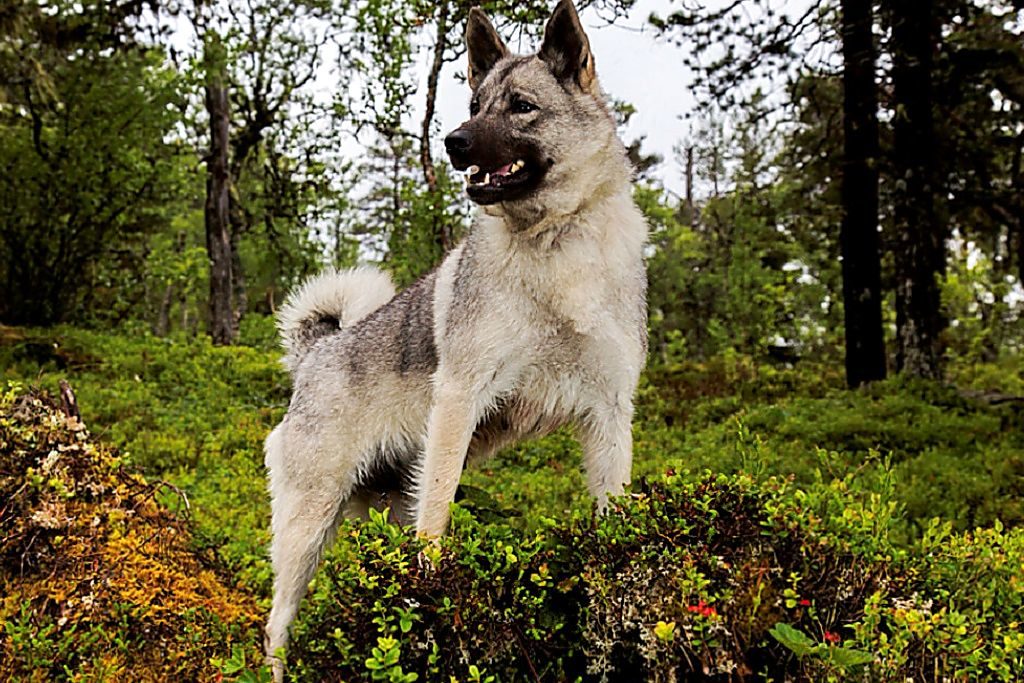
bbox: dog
[263,0,648,673]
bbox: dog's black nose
[444,129,472,156]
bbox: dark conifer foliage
[650,0,1022,382]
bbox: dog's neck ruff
[486,168,629,245]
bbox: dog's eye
[470,99,480,116]
[511,98,538,114]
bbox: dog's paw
[265,654,285,683]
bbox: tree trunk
[391,134,402,230]
[227,101,269,330]
[421,1,452,253]
[890,0,944,379]
[685,146,694,211]
[154,283,175,336]
[1013,132,1023,286]
[839,0,887,388]
[227,150,256,338]
[1016,226,1023,292]
[204,41,236,346]
[230,217,248,335]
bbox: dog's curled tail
[277,266,396,372]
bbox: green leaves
[365,636,418,682]
[769,622,816,656]
[827,647,875,668]
[770,623,874,671]
[0,31,188,325]
[211,646,274,682]
[653,620,677,642]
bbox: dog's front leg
[415,383,479,537]
[578,394,635,512]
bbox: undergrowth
[1,323,1022,680]
[0,385,262,681]
[288,471,1024,682]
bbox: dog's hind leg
[263,424,350,680]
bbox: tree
[838,0,886,386]
[650,0,1024,378]
[907,0,1024,366]
[649,1,876,369]
[419,2,453,252]
[202,34,235,345]
[887,0,946,379]
[0,2,187,326]
[182,0,334,341]
[223,0,332,322]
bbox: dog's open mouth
[464,159,530,188]
[462,157,544,204]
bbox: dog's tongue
[492,161,514,177]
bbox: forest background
[1,1,1023,681]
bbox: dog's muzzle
[444,124,548,205]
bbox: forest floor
[2,324,1022,681]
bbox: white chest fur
[430,190,648,414]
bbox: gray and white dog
[264,0,648,670]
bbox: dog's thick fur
[263,0,648,672]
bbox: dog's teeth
[466,164,480,176]
[483,173,490,185]
[510,160,524,173]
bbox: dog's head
[446,0,621,209]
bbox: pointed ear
[466,8,509,90]
[539,0,597,92]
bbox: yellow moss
[100,530,259,626]
[1,388,263,680]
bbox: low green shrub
[286,471,1024,682]
[0,326,287,474]
[2,327,1021,681]
[638,353,845,430]
[636,376,1024,540]
[947,355,1024,396]
[238,314,282,351]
